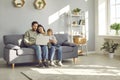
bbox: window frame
[108,0,120,34]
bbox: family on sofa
[24,21,63,68]
[3,21,78,69]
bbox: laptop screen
[36,34,49,45]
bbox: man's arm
[24,31,31,45]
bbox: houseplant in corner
[110,23,120,35]
[101,40,119,58]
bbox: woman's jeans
[29,45,48,61]
[49,46,62,61]
[40,45,48,60]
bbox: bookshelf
[68,10,87,55]
[68,11,86,43]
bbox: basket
[73,36,86,44]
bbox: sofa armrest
[5,44,20,50]
[62,42,76,47]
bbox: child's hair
[47,28,53,35]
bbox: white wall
[0,0,95,57]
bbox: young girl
[47,29,63,66]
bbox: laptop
[36,34,49,45]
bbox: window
[98,0,107,35]
[107,0,120,35]
[98,0,120,35]
[110,0,120,24]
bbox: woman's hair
[37,24,46,33]
[47,28,53,34]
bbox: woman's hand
[41,29,45,34]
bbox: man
[24,21,48,67]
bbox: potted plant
[110,23,120,35]
[100,41,119,58]
[72,8,81,15]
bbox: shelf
[71,24,85,27]
[71,14,83,17]
[68,11,86,43]
[71,24,81,27]
[73,35,82,36]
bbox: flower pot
[73,12,79,15]
[116,30,119,35]
[108,53,114,59]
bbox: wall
[0,0,95,58]
[87,0,95,51]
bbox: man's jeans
[49,46,62,61]
[29,45,42,61]
[29,45,48,61]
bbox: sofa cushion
[62,46,74,53]
[3,34,25,47]
[16,48,35,56]
[54,33,68,45]
[5,44,20,50]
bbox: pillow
[5,44,20,50]
[62,42,76,47]
[54,34,68,45]
[3,35,24,46]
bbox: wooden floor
[0,53,120,80]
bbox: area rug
[21,65,120,80]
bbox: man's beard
[32,29,37,31]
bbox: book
[78,20,81,25]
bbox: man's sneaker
[43,61,49,68]
[57,61,63,66]
[50,61,57,67]
[37,63,44,68]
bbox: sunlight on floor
[74,65,116,68]
[30,65,120,76]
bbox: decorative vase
[116,30,119,35]
[73,12,79,15]
[109,53,114,59]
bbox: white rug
[21,65,120,80]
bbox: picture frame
[34,0,46,9]
[13,0,25,8]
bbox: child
[47,29,63,66]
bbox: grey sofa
[3,34,78,68]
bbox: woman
[37,24,49,68]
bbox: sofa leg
[6,62,9,66]
[12,63,15,69]
[73,58,77,64]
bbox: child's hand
[49,40,52,43]
[49,40,56,44]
